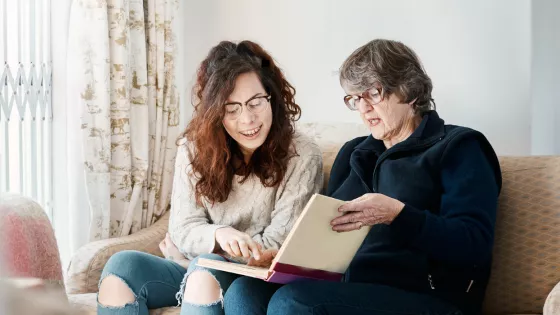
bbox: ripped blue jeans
[97,250,241,315]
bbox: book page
[273,194,371,274]
[196,258,270,279]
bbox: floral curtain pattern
[67,0,180,241]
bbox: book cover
[197,194,371,283]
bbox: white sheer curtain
[60,0,181,261]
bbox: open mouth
[367,118,381,127]
[239,125,263,139]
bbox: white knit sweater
[168,134,324,260]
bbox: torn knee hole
[177,269,223,306]
[98,274,136,307]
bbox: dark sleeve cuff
[390,203,426,244]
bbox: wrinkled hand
[247,249,278,268]
[330,193,405,232]
[215,227,262,260]
[159,233,186,261]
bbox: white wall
[182,0,532,155]
[531,0,560,155]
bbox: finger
[338,194,375,212]
[229,240,242,257]
[248,242,262,260]
[332,221,363,232]
[221,242,235,257]
[246,257,257,267]
[238,241,251,258]
[159,241,166,255]
[330,212,363,226]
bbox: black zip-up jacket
[327,111,502,314]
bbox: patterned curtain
[67,0,180,241]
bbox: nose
[238,105,256,124]
[356,98,373,114]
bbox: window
[0,0,52,218]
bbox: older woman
[227,39,502,315]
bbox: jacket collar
[354,110,445,153]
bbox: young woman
[96,40,323,315]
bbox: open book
[196,194,371,284]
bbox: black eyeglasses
[343,87,383,111]
[223,94,271,120]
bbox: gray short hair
[339,39,435,115]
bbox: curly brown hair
[179,40,301,207]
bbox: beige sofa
[65,123,560,315]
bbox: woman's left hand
[159,233,187,261]
[330,193,405,232]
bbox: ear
[409,98,418,106]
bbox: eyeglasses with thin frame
[343,87,383,111]
[223,94,271,120]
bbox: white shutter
[0,0,52,219]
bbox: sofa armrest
[65,212,169,294]
[544,281,560,315]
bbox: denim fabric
[178,253,240,315]
[97,251,246,315]
[266,281,463,315]
[225,279,463,315]
[224,276,282,315]
[97,250,186,315]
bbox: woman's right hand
[215,227,262,260]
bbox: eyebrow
[224,92,264,105]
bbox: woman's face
[222,72,273,157]
[344,86,416,141]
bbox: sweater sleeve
[168,144,227,260]
[390,136,500,267]
[253,140,324,250]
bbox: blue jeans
[225,279,464,315]
[97,250,461,314]
[97,250,280,315]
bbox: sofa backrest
[298,123,560,315]
[483,156,560,315]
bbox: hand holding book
[331,193,405,232]
[197,194,372,284]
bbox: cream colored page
[274,194,370,273]
[196,258,270,279]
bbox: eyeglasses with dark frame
[343,87,383,111]
[223,94,271,120]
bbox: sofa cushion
[483,156,560,315]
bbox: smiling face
[222,71,273,160]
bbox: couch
[0,193,65,289]
[65,123,560,315]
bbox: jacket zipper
[369,136,444,290]
[371,136,443,192]
[428,274,435,289]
